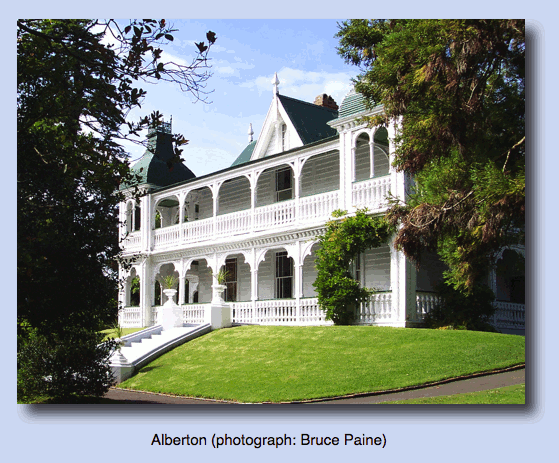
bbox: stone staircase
[110,323,211,383]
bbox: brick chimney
[314,93,339,111]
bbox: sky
[119,20,357,176]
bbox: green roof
[338,90,369,118]
[231,140,257,167]
[121,130,196,190]
[277,94,338,145]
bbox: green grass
[118,325,525,403]
[376,383,525,404]
[100,327,145,341]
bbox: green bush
[313,209,393,325]
[424,281,497,331]
[17,326,118,402]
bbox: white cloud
[240,67,353,106]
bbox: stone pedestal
[160,289,183,330]
[109,349,134,384]
[207,284,231,330]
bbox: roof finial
[272,72,280,95]
[248,123,254,143]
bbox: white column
[178,275,186,305]
[369,139,375,178]
[390,235,416,326]
[139,259,151,327]
[140,194,152,252]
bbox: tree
[313,210,393,325]
[17,19,216,400]
[336,20,525,292]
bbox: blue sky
[120,20,357,176]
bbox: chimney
[314,93,339,111]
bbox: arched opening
[300,151,340,197]
[154,263,179,305]
[184,187,213,221]
[373,127,390,178]
[256,164,294,207]
[257,248,294,299]
[125,201,134,233]
[496,250,525,304]
[154,195,180,229]
[216,176,251,216]
[302,242,321,298]
[354,132,370,182]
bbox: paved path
[104,367,524,404]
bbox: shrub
[313,209,393,325]
[17,326,118,402]
[424,281,497,331]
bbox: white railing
[119,306,142,328]
[216,209,251,237]
[182,303,208,324]
[151,307,159,325]
[352,176,391,211]
[183,218,213,243]
[231,301,253,324]
[154,224,181,247]
[355,292,393,324]
[299,190,339,222]
[254,299,297,324]
[231,298,328,325]
[299,298,330,324]
[254,200,296,230]
[414,292,441,323]
[122,231,142,252]
[492,301,525,331]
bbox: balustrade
[254,201,296,230]
[182,303,208,324]
[352,176,391,211]
[122,177,395,251]
[119,306,142,328]
[215,209,251,237]
[414,292,441,322]
[122,231,142,251]
[492,301,525,330]
[299,190,339,222]
[231,301,253,324]
[356,292,393,324]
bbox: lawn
[100,327,145,341]
[376,384,525,404]
[118,325,525,403]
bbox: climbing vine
[313,209,394,325]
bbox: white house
[117,74,525,333]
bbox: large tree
[337,19,525,291]
[17,19,216,400]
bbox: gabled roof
[231,140,257,167]
[277,94,338,145]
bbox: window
[134,205,141,231]
[224,258,237,302]
[275,251,293,298]
[281,123,287,151]
[351,252,362,284]
[275,167,292,202]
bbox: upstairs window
[281,123,287,151]
[275,167,293,202]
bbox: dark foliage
[17,19,216,400]
[337,20,525,292]
[423,282,497,331]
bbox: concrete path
[103,367,525,404]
